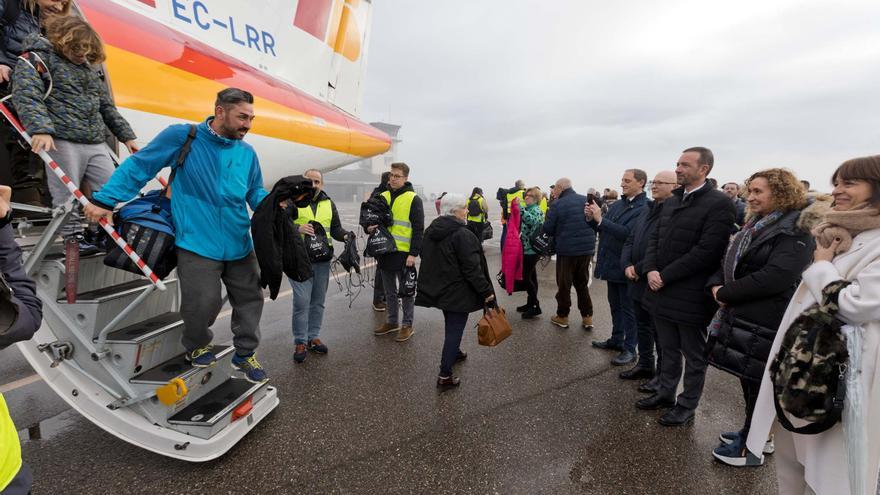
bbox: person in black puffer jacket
[706,169,819,467]
[639,147,735,427]
[416,194,495,388]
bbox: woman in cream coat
[747,155,880,495]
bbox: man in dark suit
[638,147,735,427]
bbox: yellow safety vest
[467,195,486,223]
[294,199,333,245]
[539,197,548,214]
[380,190,416,252]
[506,189,525,214]
[0,394,21,491]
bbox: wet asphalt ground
[1,204,782,494]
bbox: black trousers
[634,301,659,369]
[554,255,593,317]
[523,253,539,306]
[741,377,761,435]
[654,317,708,410]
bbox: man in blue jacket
[586,169,648,366]
[85,88,271,383]
[542,178,597,329]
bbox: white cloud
[360,0,880,195]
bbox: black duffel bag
[104,190,177,279]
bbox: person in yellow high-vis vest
[290,169,354,363]
[364,163,424,342]
[465,187,488,241]
[0,186,41,495]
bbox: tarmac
[1,204,783,494]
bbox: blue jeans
[607,281,637,353]
[440,310,468,376]
[289,261,331,344]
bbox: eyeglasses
[389,173,406,179]
[648,181,677,186]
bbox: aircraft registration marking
[170,0,277,56]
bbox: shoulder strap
[773,369,846,435]
[164,124,197,193]
[17,51,52,99]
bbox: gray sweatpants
[45,139,115,237]
[176,249,264,355]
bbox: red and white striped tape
[0,102,166,291]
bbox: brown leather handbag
[478,306,512,346]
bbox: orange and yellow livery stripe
[79,0,390,158]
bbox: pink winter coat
[502,198,524,294]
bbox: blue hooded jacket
[93,118,268,261]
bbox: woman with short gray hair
[416,194,495,388]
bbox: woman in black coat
[706,168,817,467]
[416,194,495,388]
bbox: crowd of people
[478,149,880,494]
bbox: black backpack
[467,197,482,218]
[530,231,555,256]
[359,196,392,229]
[304,221,333,263]
[364,225,397,257]
[399,265,417,297]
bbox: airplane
[87,0,391,182]
[10,0,390,462]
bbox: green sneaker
[185,345,216,367]
[231,352,268,383]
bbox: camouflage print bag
[770,280,850,435]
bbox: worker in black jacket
[365,163,424,342]
[638,147,735,427]
[0,185,42,494]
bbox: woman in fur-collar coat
[747,156,880,495]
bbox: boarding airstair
[4,103,278,461]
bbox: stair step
[60,279,153,303]
[36,252,143,300]
[131,345,233,385]
[166,378,270,438]
[56,278,179,340]
[103,312,182,344]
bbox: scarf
[708,210,784,335]
[812,203,880,254]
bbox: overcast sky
[359,0,880,197]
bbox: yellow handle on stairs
[156,378,188,406]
